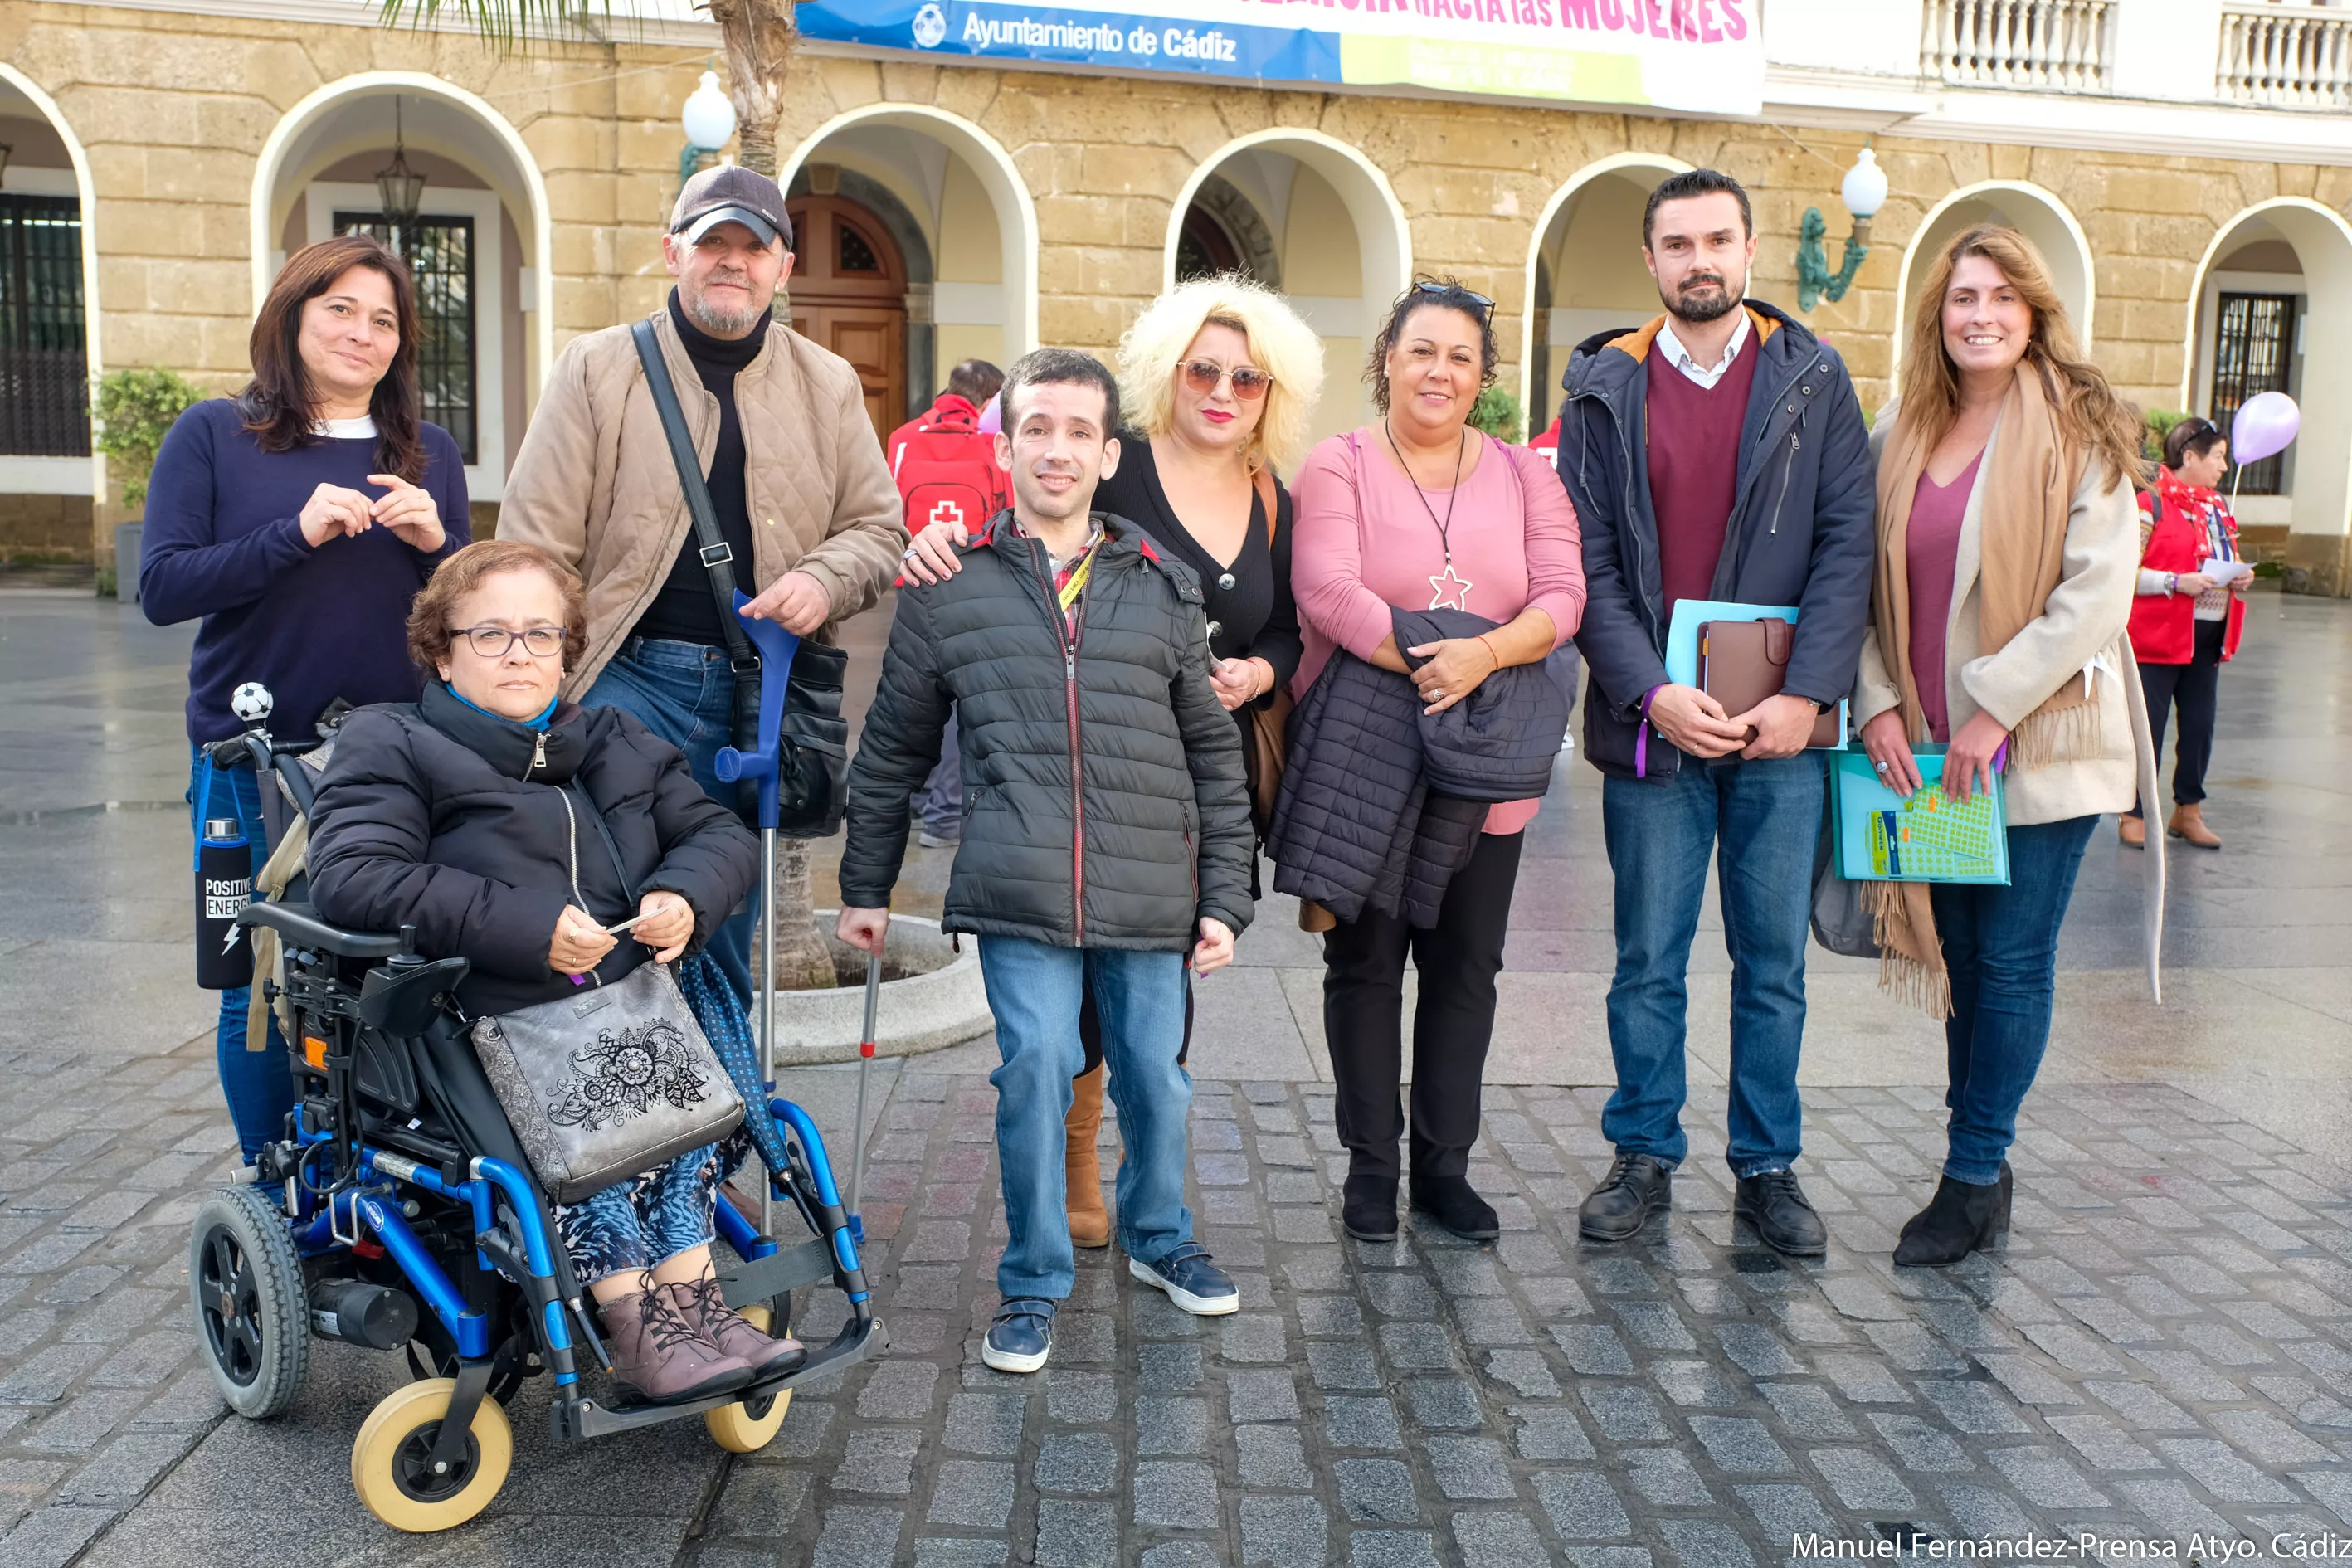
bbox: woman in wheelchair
[307,538,805,1405]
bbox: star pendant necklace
[1385,416,1471,611]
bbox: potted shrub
[93,368,203,601]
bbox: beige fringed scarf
[1864,363,2099,1016]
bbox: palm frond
[373,0,629,50]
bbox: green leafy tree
[1468,386,1524,445]
[2143,407,2193,465]
[93,368,204,510]
[373,1,840,990]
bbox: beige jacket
[499,305,908,696]
[1855,406,2165,996]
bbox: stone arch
[1520,152,1694,433]
[251,73,555,500]
[1166,129,1413,446]
[779,103,1040,378]
[0,64,105,540]
[2179,197,2352,591]
[1894,179,2097,363]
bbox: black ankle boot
[1893,1173,2011,1267]
[1342,1175,1399,1242]
[1409,1172,1499,1240]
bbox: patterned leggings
[555,1141,726,1284]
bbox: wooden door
[786,194,906,445]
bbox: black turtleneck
[629,289,772,646]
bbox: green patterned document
[1830,746,2011,886]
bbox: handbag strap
[573,783,640,904]
[630,318,758,678]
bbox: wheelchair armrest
[237,901,406,960]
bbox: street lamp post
[680,68,738,187]
[1796,144,1888,312]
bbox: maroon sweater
[1645,336,1760,615]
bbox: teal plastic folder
[1830,745,2011,885]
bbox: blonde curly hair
[1116,274,1326,476]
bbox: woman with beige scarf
[1853,225,2163,1269]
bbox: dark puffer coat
[838,512,1254,950]
[308,679,760,1015]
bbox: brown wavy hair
[407,541,588,675]
[1897,224,2145,490]
[237,235,427,483]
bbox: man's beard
[683,279,768,336]
[1665,270,1743,325]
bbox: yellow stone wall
[6,2,2350,584]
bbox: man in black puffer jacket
[837,349,1254,1376]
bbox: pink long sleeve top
[1289,427,1586,835]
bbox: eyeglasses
[1415,280,1495,318]
[1176,360,1273,401]
[455,625,565,659]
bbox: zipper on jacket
[1027,538,1092,946]
[1766,421,1802,537]
[531,730,548,778]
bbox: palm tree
[374,1,839,992]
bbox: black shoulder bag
[629,319,849,837]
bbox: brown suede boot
[2168,803,2221,849]
[672,1276,806,1379]
[600,1274,753,1405]
[1065,1065,1111,1249]
[2118,815,2145,849]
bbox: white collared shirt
[1653,309,1752,391]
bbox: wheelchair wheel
[351,1377,513,1532]
[703,1303,794,1454]
[189,1186,309,1419]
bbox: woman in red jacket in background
[2122,416,2247,850]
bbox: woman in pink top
[1288,279,1585,1245]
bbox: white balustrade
[2219,4,2352,108]
[1921,0,2116,90]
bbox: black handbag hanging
[629,319,849,837]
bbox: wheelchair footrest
[715,1238,836,1307]
[554,1311,889,1444]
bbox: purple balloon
[976,397,1001,436]
[2230,390,2300,465]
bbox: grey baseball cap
[670,164,794,250]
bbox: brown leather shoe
[2168,804,2221,849]
[2118,815,2145,849]
[671,1277,805,1379]
[601,1275,752,1405]
[1065,1064,1111,1249]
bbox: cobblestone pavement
[2,586,2349,1566]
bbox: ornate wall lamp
[1795,144,1887,311]
[680,67,738,187]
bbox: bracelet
[1476,633,1502,673]
[2165,572,2179,596]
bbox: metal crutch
[847,947,881,1243]
[713,593,802,1240]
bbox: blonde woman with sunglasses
[903,275,1324,1249]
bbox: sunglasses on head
[1177,359,1273,401]
[1415,280,1495,317]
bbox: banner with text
[796,1,1764,116]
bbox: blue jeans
[979,938,1195,1300]
[188,749,295,1163]
[913,712,962,838]
[1929,815,2096,1184]
[1600,754,1824,1176]
[583,639,757,1011]
[554,1142,721,1283]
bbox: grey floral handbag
[466,784,743,1203]
[470,961,744,1204]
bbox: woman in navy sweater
[143,233,468,1161]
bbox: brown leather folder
[1698,618,1841,748]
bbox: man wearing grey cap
[500,164,907,1009]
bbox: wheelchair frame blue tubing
[771,1100,872,1305]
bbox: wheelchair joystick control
[392,923,423,967]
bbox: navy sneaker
[981,1297,1056,1374]
[1128,1241,1239,1317]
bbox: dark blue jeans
[187,748,295,1163]
[1600,754,1824,1176]
[1929,814,2097,1185]
[913,712,962,838]
[583,638,757,1012]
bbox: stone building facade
[2,0,2348,592]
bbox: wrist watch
[2165,572,2179,596]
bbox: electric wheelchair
[186,692,886,1533]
